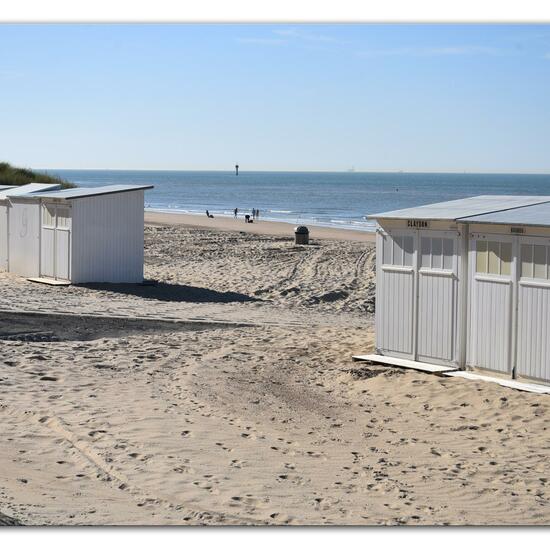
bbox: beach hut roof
[460,201,550,227]
[0,183,62,199]
[30,184,154,200]
[368,195,550,222]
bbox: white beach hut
[0,183,62,272]
[6,184,153,284]
[365,195,550,385]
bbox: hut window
[382,234,392,265]
[42,205,55,227]
[488,241,500,274]
[383,235,413,267]
[521,244,533,278]
[521,244,549,280]
[402,236,413,266]
[443,238,453,270]
[534,245,547,279]
[421,237,453,270]
[431,238,442,269]
[500,243,512,276]
[56,207,70,229]
[421,237,430,267]
[393,236,404,265]
[476,240,512,276]
[476,240,488,273]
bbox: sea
[46,170,550,233]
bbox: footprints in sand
[88,429,107,438]
[2,288,550,527]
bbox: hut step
[351,354,458,373]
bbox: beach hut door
[515,236,550,382]
[41,204,71,281]
[416,232,458,365]
[467,234,514,374]
[376,230,416,359]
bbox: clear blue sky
[1,24,549,173]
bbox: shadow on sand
[77,281,260,304]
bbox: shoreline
[144,211,376,243]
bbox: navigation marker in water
[235,164,239,176]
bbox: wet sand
[144,211,376,243]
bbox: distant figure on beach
[234,207,238,218]
[255,208,260,220]
[206,210,214,218]
[251,208,256,219]
[245,214,250,223]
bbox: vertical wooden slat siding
[0,203,8,271]
[377,268,414,356]
[376,225,550,382]
[40,227,55,278]
[417,271,456,363]
[416,233,458,365]
[56,229,70,280]
[376,229,459,365]
[71,190,144,283]
[7,200,41,277]
[470,278,511,373]
[517,282,550,382]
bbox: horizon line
[39,167,550,176]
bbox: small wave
[145,207,377,232]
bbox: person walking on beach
[251,208,256,220]
[234,207,238,219]
[255,208,260,220]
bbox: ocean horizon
[46,169,550,232]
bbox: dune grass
[0,162,75,189]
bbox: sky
[1,23,549,173]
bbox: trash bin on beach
[294,225,309,245]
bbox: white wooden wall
[517,283,550,381]
[70,190,145,283]
[466,234,514,375]
[8,199,41,277]
[376,265,415,357]
[417,271,456,364]
[0,203,8,271]
[467,277,512,374]
[40,204,72,281]
[516,236,550,382]
[375,221,550,383]
[375,228,460,366]
[416,231,460,366]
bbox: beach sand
[0,215,549,525]
[144,211,376,243]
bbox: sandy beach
[1,214,549,526]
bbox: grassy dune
[0,162,74,189]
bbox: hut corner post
[458,223,469,371]
[374,225,383,356]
